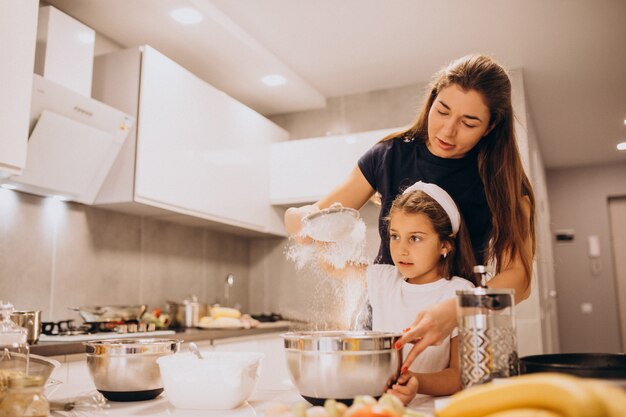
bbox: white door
[608,197,626,351]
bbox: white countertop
[48,384,437,417]
[45,331,438,417]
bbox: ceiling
[46,0,626,169]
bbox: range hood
[2,74,134,204]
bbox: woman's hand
[284,204,319,243]
[386,371,419,405]
[395,298,457,371]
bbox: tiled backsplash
[0,190,250,322]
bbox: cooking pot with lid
[10,310,42,345]
[166,296,208,328]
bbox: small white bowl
[157,351,263,410]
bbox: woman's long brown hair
[382,55,536,288]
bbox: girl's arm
[284,165,375,238]
[413,336,462,396]
[387,337,461,404]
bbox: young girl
[318,181,476,404]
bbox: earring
[442,252,447,259]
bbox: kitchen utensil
[157,351,263,410]
[10,311,42,345]
[71,304,147,323]
[457,286,519,388]
[224,273,235,307]
[188,342,203,359]
[84,338,181,401]
[520,353,626,379]
[282,331,401,405]
[166,296,208,328]
[301,203,360,242]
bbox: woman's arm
[283,165,375,237]
[487,195,534,302]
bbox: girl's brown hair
[386,190,477,284]
[382,54,536,288]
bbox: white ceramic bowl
[157,351,263,410]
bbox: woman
[284,54,535,369]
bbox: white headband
[402,181,461,236]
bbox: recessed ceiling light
[170,7,203,24]
[51,194,69,201]
[78,32,95,44]
[261,75,287,87]
[617,141,626,151]
[0,184,16,190]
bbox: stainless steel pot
[166,297,208,328]
[71,304,147,323]
[11,310,42,344]
[283,331,402,405]
[84,338,181,401]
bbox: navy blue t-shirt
[358,136,492,265]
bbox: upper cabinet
[0,1,38,177]
[269,128,401,205]
[93,46,289,236]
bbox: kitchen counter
[31,321,292,356]
[48,379,438,417]
[42,325,438,417]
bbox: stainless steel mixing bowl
[283,331,402,405]
[84,338,180,402]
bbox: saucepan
[71,304,147,323]
[520,353,626,380]
[11,310,42,344]
[166,296,209,328]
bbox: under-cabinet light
[170,8,203,24]
[262,75,287,87]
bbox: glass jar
[0,374,49,417]
[456,286,519,388]
[0,300,30,396]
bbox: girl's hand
[395,298,457,371]
[386,372,419,405]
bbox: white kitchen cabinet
[92,46,289,236]
[269,127,401,205]
[0,1,38,177]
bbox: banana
[483,409,563,417]
[211,306,241,319]
[436,373,606,417]
[582,379,626,417]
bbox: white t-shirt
[366,264,475,374]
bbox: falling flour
[285,208,372,330]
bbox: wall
[546,162,626,353]
[250,83,425,326]
[0,189,251,322]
